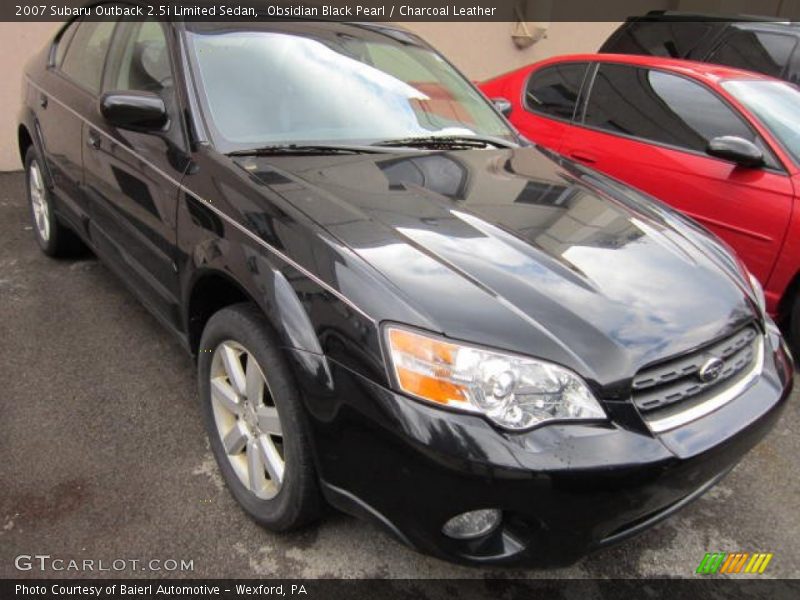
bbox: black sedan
[17,14,793,567]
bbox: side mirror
[706,136,764,168]
[99,91,168,132]
[492,97,513,117]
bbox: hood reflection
[238,147,753,382]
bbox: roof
[633,10,793,23]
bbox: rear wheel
[24,146,85,257]
[198,303,321,530]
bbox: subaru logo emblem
[698,357,724,383]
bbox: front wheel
[198,303,321,531]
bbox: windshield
[722,79,800,166]
[185,24,515,151]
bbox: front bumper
[291,326,793,567]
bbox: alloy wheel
[29,160,50,242]
[210,341,285,499]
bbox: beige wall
[0,21,617,171]
[0,22,60,171]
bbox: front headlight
[748,273,766,319]
[385,326,606,430]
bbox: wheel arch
[17,112,54,188]
[186,269,258,355]
[18,124,34,166]
[185,266,325,363]
[777,268,800,325]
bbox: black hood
[233,147,758,390]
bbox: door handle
[86,131,101,150]
[39,94,47,109]
[569,151,597,164]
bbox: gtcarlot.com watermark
[14,554,194,573]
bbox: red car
[481,53,800,348]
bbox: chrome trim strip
[25,77,375,323]
[646,335,765,434]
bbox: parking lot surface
[1,171,798,579]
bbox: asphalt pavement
[1,170,798,580]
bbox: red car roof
[497,53,782,87]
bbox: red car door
[483,62,591,153]
[560,62,794,285]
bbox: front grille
[633,325,759,415]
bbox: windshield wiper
[228,144,382,156]
[372,135,515,150]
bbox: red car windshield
[723,79,800,166]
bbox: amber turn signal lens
[387,328,469,406]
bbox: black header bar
[3,579,800,600]
[4,0,800,22]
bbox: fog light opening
[442,509,502,540]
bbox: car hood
[233,148,757,389]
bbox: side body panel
[765,173,800,315]
[82,121,188,330]
[25,64,91,235]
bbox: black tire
[24,146,85,257]
[789,294,800,362]
[198,303,321,531]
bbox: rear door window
[707,30,797,79]
[60,20,116,94]
[53,21,79,67]
[583,63,774,162]
[524,63,589,121]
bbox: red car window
[582,63,779,167]
[524,62,589,121]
